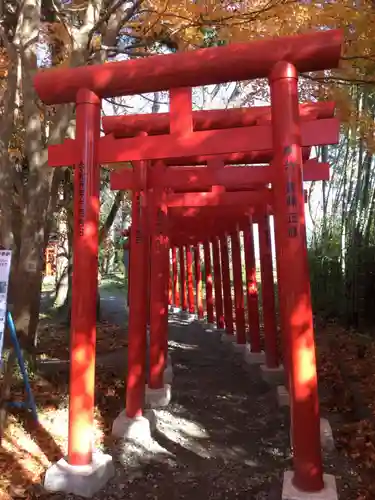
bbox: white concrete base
[320,418,335,452]
[164,364,173,384]
[44,452,114,498]
[282,471,338,500]
[145,384,172,408]
[243,344,266,365]
[112,410,156,440]
[277,385,290,407]
[166,353,173,367]
[204,322,216,331]
[260,364,285,385]
[221,333,236,343]
[232,343,247,354]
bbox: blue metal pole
[6,312,38,421]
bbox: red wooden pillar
[168,250,173,307]
[203,241,214,324]
[172,247,179,308]
[149,161,169,389]
[243,219,261,350]
[125,133,149,420]
[273,229,289,380]
[219,233,234,334]
[168,255,173,306]
[270,61,323,492]
[179,246,187,311]
[212,237,225,329]
[186,246,195,314]
[194,244,204,319]
[127,230,131,307]
[68,89,101,466]
[258,213,278,367]
[125,191,148,419]
[146,233,151,326]
[230,228,246,344]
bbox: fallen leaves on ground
[36,321,128,361]
[316,322,375,499]
[0,382,110,499]
[3,319,375,498]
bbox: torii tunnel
[33,27,343,498]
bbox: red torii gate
[168,211,269,342]
[33,28,343,498]
[105,98,335,430]
[108,105,331,361]
[165,182,312,357]
[168,209,266,341]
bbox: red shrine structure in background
[34,28,343,499]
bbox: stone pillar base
[43,452,114,498]
[282,471,337,500]
[145,384,172,408]
[260,364,285,385]
[164,363,173,384]
[232,343,247,354]
[221,333,236,343]
[112,410,157,440]
[277,385,290,407]
[243,345,266,365]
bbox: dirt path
[69,297,355,500]
[32,290,359,499]
[99,288,128,327]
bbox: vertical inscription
[283,145,299,239]
[135,193,142,244]
[78,162,85,237]
[155,205,164,251]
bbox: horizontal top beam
[33,30,343,105]
[102,102,335,137]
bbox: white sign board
[0,251,12,362]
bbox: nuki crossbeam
[110,158,329,192]
[48,119,338,167]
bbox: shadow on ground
[91,315,289,500]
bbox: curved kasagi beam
[102,102,335,138]
[34,30,343,105]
